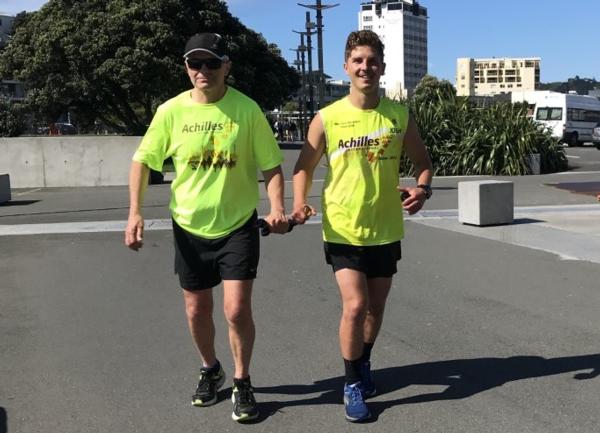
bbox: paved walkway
[3,162,600,433]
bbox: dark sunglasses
[186,58,223,70]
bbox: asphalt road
[564,143,600,172]
[2,148,600,433]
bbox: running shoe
[343,382,371,422]
[191,362,225,407]
[359,360,376,397]
[231,379,259,422]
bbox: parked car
[593,126,600,149]
[55,122,77,135]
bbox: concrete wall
[0,136,141,188]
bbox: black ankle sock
[344,358,362,385]
[233,376,251,387]
[361,342,374,362]
[204,360,220,373]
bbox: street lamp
[298,0,339,110]
[293,17,316,120]
[290,48,306,140]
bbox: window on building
[363,25,372,30]
[363,15,373,21]
[362,5,372,10]
[388,3,403,10]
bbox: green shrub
[402,85,567,176]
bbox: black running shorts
[324,241,402,278]
[173,212,259,290]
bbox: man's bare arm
[399,115,433,215]
[125,161,150,251]
[292,113,326,223]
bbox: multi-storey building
[0,14,15,49]
[0,14,25,102]
[456,57,541,97]
[358,0,428,99]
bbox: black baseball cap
[183,33,228,60]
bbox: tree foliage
[403,76,568,176]
[0,0,300,135]
[0,97,25,137]
[539,76,600,95]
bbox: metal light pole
[290,47,306,140]
[293,19,316,120]
[298,0,339,110]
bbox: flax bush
[401,77,568,176]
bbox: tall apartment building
[358,0,428,99]
[456,57,541,97]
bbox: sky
[1,0,599,84]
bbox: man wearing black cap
[125,33,288,422]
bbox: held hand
[291,204,317,225]
[398,186,426,215]
[264,209,289,234]
[125,213,144,251]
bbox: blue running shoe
[359,360,376,398]
[343,382,371,422]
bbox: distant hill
[539,76,599,95]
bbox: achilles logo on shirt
[181,121,224,133]
[338,135,380,149]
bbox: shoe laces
[235,383,255,405]
[348,384,364,404]
[196,370,212,393]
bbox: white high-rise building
[358,0,428,99]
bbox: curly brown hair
[344,30,385,62]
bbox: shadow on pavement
[0,200,39,207]
[0,407,6,433]
[512,218,545,225]
[546,181,600,197]
[256,353,600,421]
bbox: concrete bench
[0,173,10,204]
[458,180,514,226]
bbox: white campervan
[512,91,600,146]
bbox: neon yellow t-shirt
[319,96,409,246]
[133,87,282,238]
